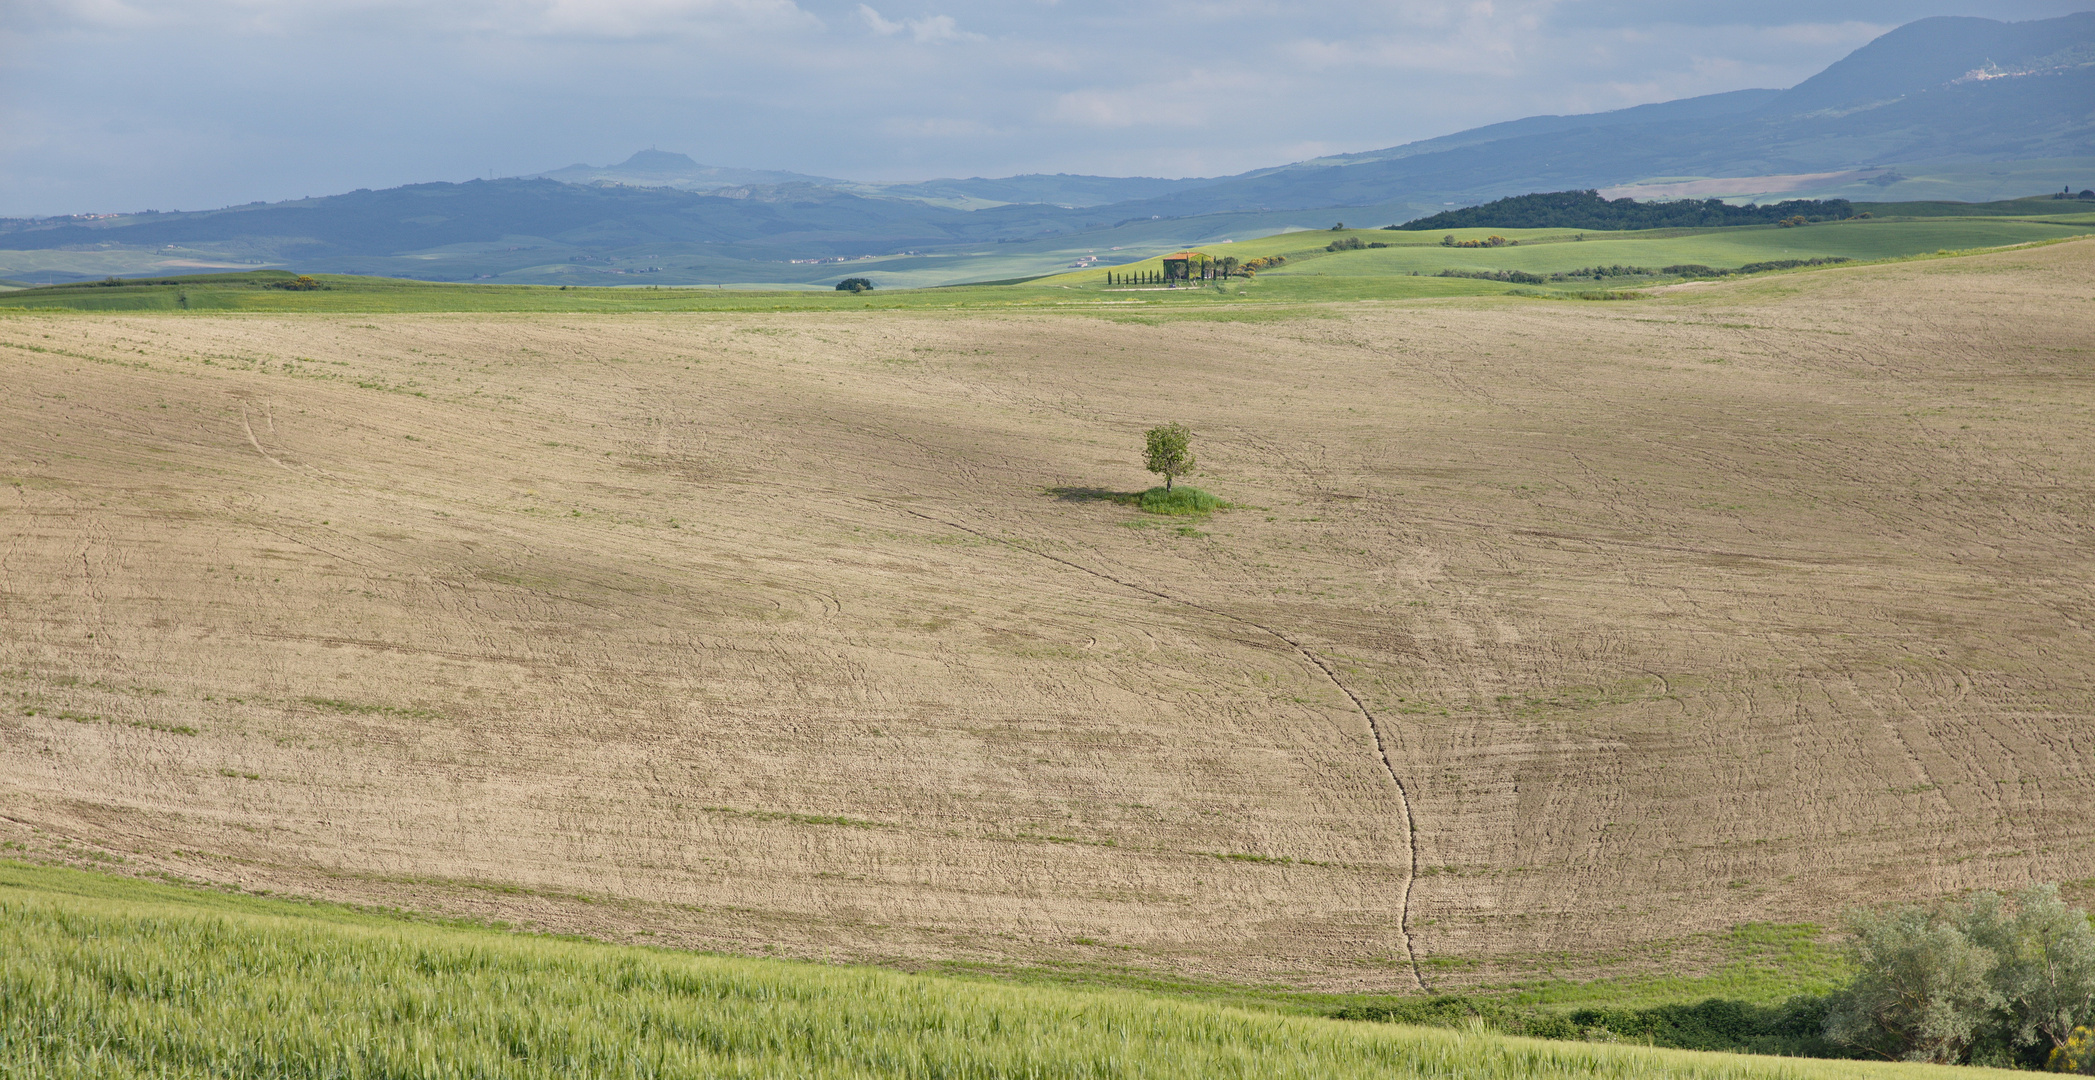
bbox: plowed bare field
[4,242,2092,992]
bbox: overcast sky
[2,1,2086,216]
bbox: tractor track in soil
[890,503,1429,991]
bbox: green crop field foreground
[2,206,2089,313]
[0,862,2016,1080]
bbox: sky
[2,1,2088,217]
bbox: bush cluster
[1340,886,2095,1071]
[1662,258,1851,278]
[1441,234,1513,248]
[1325,237,1390,251]
[1557,264,1653,280]
[1335,995,1848,1057]
[1824,885,2095,1067]
[2055,1026,2095,1073]
[1437,268,1548,284]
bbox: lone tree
[1143,423,1196,491]
[835,277,874,293]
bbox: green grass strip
[0,860,2006,1079]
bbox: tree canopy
[1142,423,1196,492]
[1390,190,1854,232]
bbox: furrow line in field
[890,503,1428,992]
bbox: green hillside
[0,861,2012,1080]
[2,216,2089,313]
[1036,216,2095,294]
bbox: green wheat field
[0,861,2016,1080]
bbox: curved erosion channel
[892,504,1429,992]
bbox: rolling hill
[4,238,2092,1008]
[1109,12,2095,218]
[1,11,2086,286]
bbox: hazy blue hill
[0,178,1111,264]
[528,156,1211,210]
[1302,89,1787,170]
[1116,12,2093,219]
[1769,13,2095,113]
[866,173,1215,208]
[531,150,843,190]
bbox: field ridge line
[891,504,1428,991]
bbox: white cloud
[506,0,827,37]
[3,0,2084,215]
[905,14,970,41]
[17,0,823,38]
[1046,88,1212,129]
[858,3,903,34]
[857,4,980,42]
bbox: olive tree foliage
[1825,905,2003,1063]
[1142,423,1196,491]
[1971,885,2095,1053]
[1825,885,2095,1066]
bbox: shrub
[1736,257,1848,274]
[1659,258,1849,278]
[2054,1026,2095,1073]
[835,277,874,293]
[1437,268,1547,285]
[1327,237,1365,251]
[1568,997,1850,1058]
[1556,264,1652,280]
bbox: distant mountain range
[1111,13,2095,218]
[532,151,1213,210]
[4,11,2088,287]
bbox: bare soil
[4,241,2092,992]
